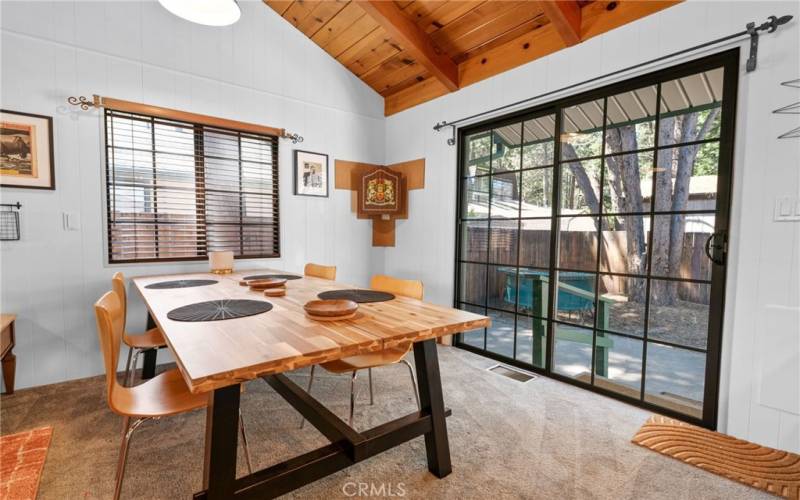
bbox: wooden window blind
[104,109,280,263]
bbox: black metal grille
[453,50,740,430]
[104,109,280,263]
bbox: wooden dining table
[133,269,490,499]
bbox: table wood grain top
[133,270,490,394]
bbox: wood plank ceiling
[264,1,681,116]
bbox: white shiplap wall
[0,0,385,389]
[382,0,800,452]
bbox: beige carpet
[0,347,775,499]
[633,415,800,499]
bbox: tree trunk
[650,116,678,304]
[667,109,720,276]
[560,144,600,214]
[605,126,647,302]
[651,109,720,306]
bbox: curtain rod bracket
[281,130,304,144]
[66,95,101,110]
[747,15,792,72]
[433,121,457,145]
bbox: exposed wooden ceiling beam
[356,0,459,92]
[540,1,582,46]
[385,1,681,116]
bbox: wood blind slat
[105,109,280,263]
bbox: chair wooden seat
[304,262,337,280]
[321,345,410,373]
[302,275,424,427]
[111,368,207,418]
[94,290,252,500]
[112,272,167,386]
[123,327,165,350]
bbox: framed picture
[0,110,55,190]
[294,150,328,197]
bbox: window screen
[104,109,279,263]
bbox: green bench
[501,271,615,376]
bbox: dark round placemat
[145,279,219,289]
[242,274,302,281]
[317,289,395,303]
[167,299,272,322]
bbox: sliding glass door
[454,50,739,429]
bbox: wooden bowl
[304,299,358,317]
[248,278,287,290]
[306,311,358,322]
[263,287,286,297]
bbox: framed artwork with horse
[1,110,55,190]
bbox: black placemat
[167,299,272,322]
[317,289,395,303]
[145,279,219,290]
[242,274,302,281]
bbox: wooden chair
[111,272,167,386]
[303,263,337,280]
[94,290,252,500]
[304,275,422,427]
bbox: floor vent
[488,365,537,383]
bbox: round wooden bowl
[304,299,358,317]
[248,278,287,291]
[263,287,286,297]
[305,310,358,322]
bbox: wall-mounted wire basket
[0,203,21,241]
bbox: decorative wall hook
[773,101,800,114]
[281,130,304,144]
[781,78,800,88]
[778,125,800,139]
[66,95,100,110]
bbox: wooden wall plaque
[335,158,425,247]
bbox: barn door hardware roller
[433,14,794,145]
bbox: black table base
[194,339,452,500]
[142,313,160,380]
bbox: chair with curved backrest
[94,290,252,500]
[303,275,422,427]
[112,272,167,386]
[303,263,337,280]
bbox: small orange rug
[633,416,800,499]
[0,427,52,500]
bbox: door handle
[704,230,727,265]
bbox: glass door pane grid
[463,163,556,180]
[460,113,558,363]
[539,136,722,165]
[455,54,736,429]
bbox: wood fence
[461,226,711,305]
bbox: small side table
[1,314,16,394]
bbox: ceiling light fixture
[158,0,241,27]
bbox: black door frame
[453,49,739,430]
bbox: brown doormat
[632,416,800,499]
[0,426,53,500]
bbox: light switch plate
[63,212,81,230]
[774,197,800,222]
